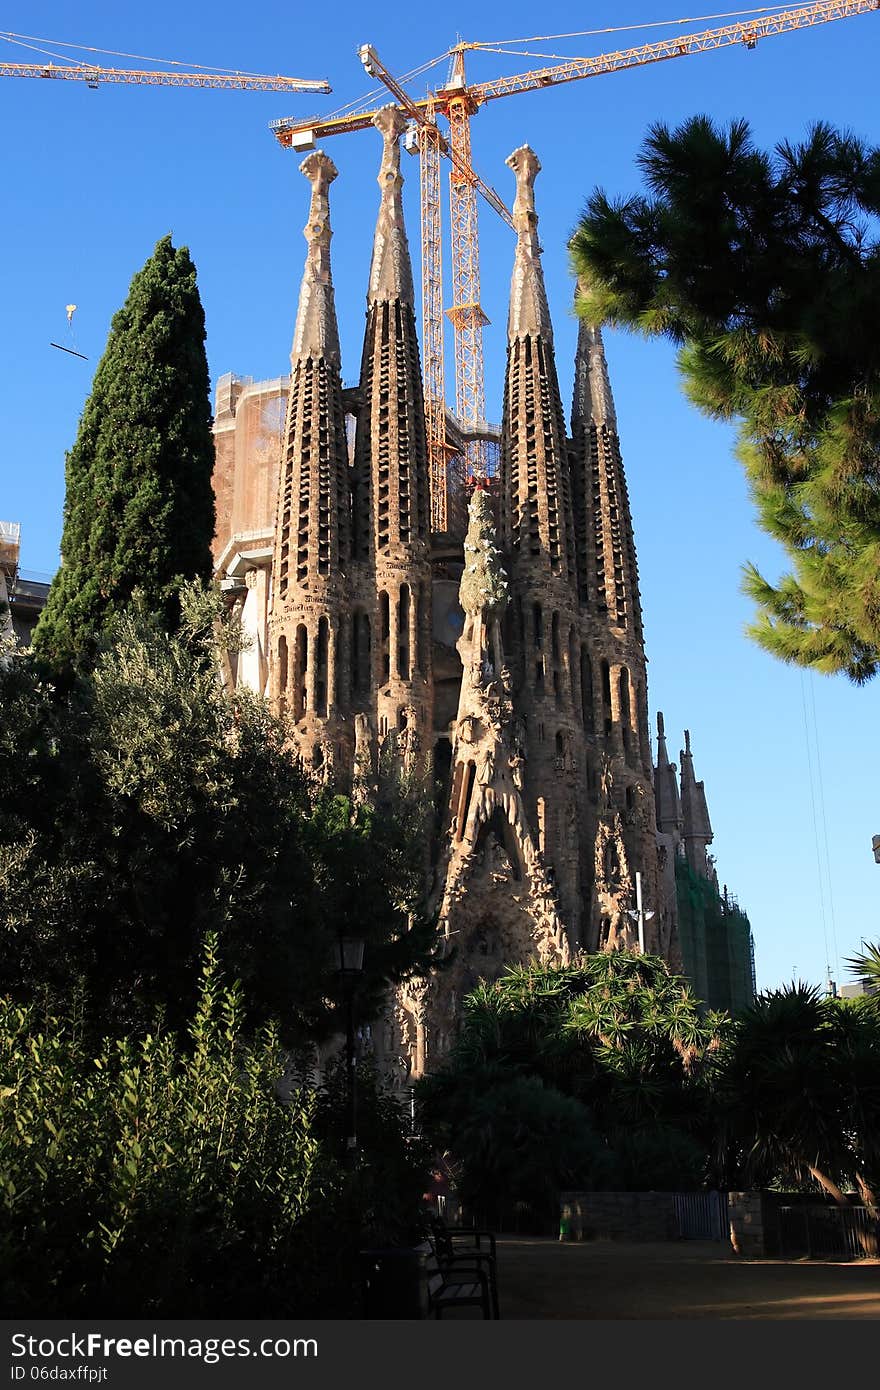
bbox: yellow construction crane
[271,0,879,530]
[0,62,330,92]
[0,29,329,91]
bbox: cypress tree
[34,235,215,668]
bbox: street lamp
[336,935,365,1170]
[625,871,655,953]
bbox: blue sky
[2,2,878,992]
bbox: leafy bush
[0,938,356,1316]
[0,594,439,1043]
[419,953,726,1213]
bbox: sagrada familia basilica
[211,107,742,1078]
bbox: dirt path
[485,1236,880,1319]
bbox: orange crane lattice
[0,60,330,91]
[272,0,879,531]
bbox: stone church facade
[211,108,739,1078]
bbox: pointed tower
[571,313,642,641]
[352,106,432,767]
[654,712,683,839]
[679,729,714,879]
[499,146,585,942]
[269,151,352,777]
[570,295,675,960]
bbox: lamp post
[336,934,365,1170]
[625,871,655,953]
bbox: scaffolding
[675,855,755,1015]
[0,521,21,580]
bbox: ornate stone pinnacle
[572,288,617,430]
[505,144,551,341]
[373,104,407,187]
[367,104,414,306]
[506,144,541,238]
[291,149,341,364]
[300,150,338,282]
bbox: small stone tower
[570,301,673,961]
[352,106,433,771]
[679,729,714,880]
[269,151,352,778]
[500,146,585,939]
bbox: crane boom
[1,60,330,91]
[467,0,880,104]
[273,0,880,142]
[268,0,879,508]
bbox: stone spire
[500,145,575,583]
[570,290,641,635]
[352,104,432,757]
[506,145,553,341]
[366,105,415,307]
[290,150,341,363]
[654,711,683,837]
[572,316,616,431]
[679,729,714,877]
[270,150,352,765]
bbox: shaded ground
[467,1236,880,1319]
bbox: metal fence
[777,1204,879,1258]
[673,1190,729,1242]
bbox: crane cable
[473,5,821,48]
[321,51,450,123]
[0,29,271,76]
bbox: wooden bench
[422,1239,494,1319]
[427,1218,500,1319]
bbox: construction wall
[212,374,288,565]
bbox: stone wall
[561,1190,774,1254]
[559,1191,679,1243]
[727,1191,769,1256]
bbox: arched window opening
[551,611,560,662]
[580,647,594,734]
[398,584,411,680]
[568,626,579,710]
[601,659,612,737]
[457,760,477,842]
[277,636,288,715]
[619,667,632,758]
[415,584,426,674]
[533,603,543,650]
[315,617,329,718]
[379,591,390,684]
[293,625,308,721]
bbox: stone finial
[505,144,552,340]
[367,104,414,305]
[680,727,713,851]
[291,150,341,365]
[572,282,617,431]
[507,144,541,235]
[656,711,670,766]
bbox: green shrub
[0,937,355,1316]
